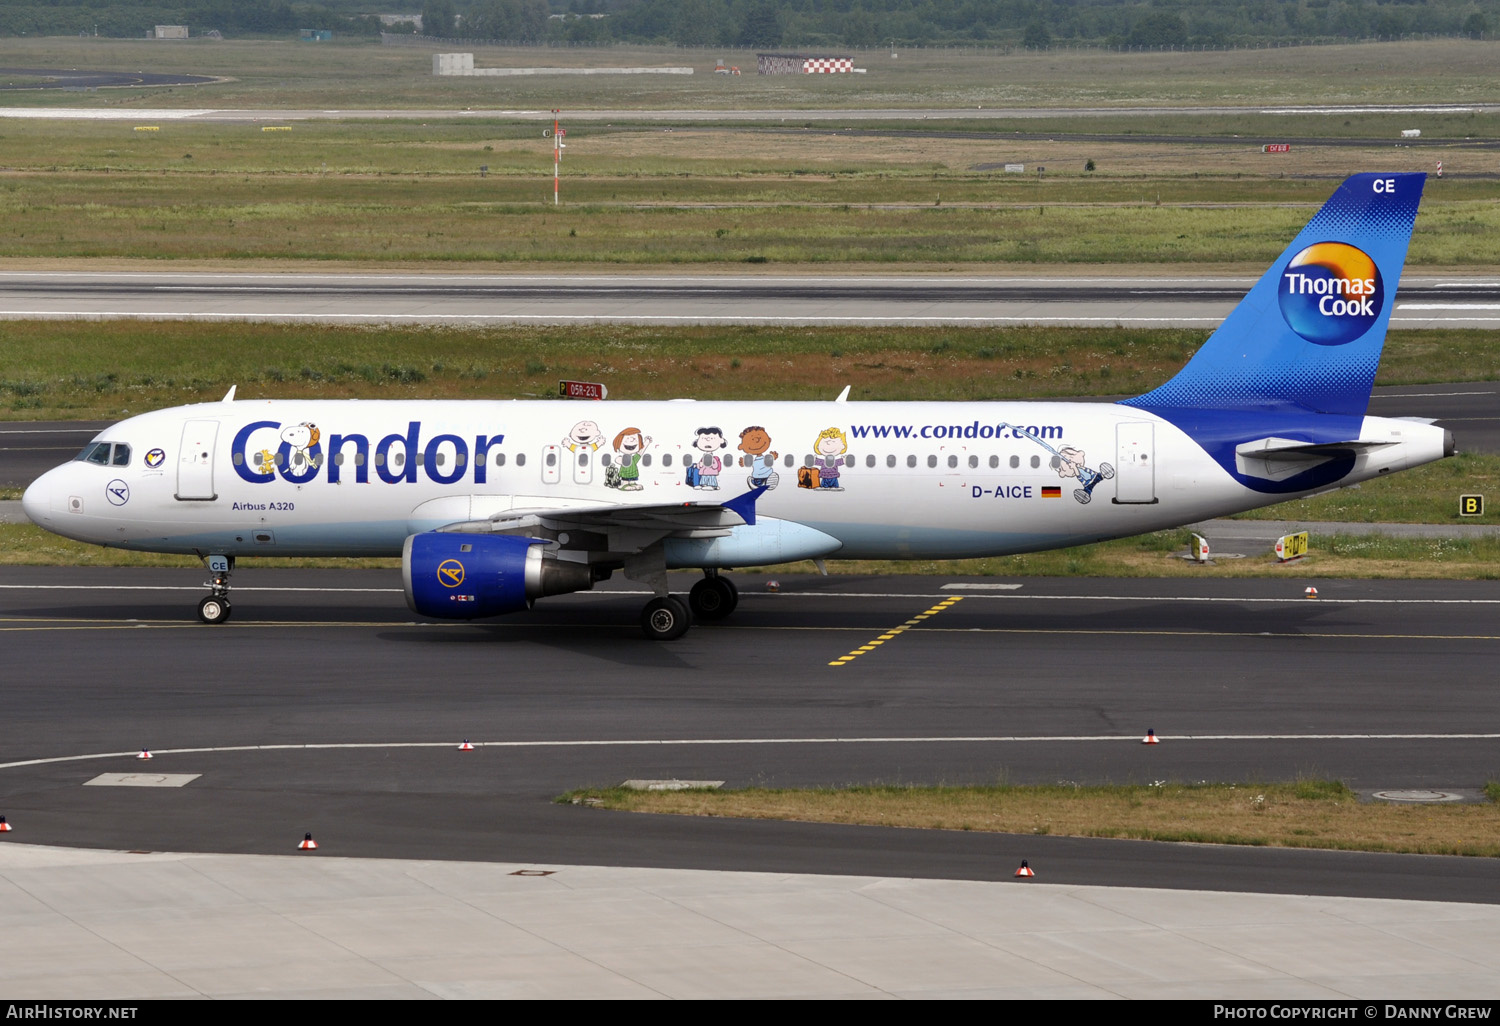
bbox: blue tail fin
[1122,173,1425,418]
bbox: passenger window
[516,453,526,467]
[233,453,244,466]
[928,455,938,468]
[866,455,876,468]
[545,452,556,467]
[783,454,794,468]
[947,455,957,469]
[456,452,467,467]
[601,453,611,466]
[804,454,815,467]
[355,453,365,466]
[437,452,447,466]
[1010,455,1020,469]
[495,452,506,466]
[969,456,978,469]
[663,454,673,467]
[579,453,588,466]
[393,452,404,468]
[989,455,999,469]
[845,455,855,467]
[112,444,131,466]
[886,455,896,468]
[1031,455,1041,468]
[906,455,916,468]
[643,454,653,467]
[375,453,385,466]
[334,453,344,465]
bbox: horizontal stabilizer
[1234,436,1391,482]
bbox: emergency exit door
[1114,422,1157,504]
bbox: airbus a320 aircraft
[23,173,1451,639]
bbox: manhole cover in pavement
[1370,789,1462,803]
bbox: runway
[5,102,1500,122]
[0,271,1497,328]
[3,568,1499,904]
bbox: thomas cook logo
[437,559,465,588]
[1277,242,1383,346]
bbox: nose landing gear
[198,554,233,624]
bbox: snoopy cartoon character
[280,422,321,473]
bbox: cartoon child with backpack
[689,426,727,490]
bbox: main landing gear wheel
[641,596,692,641]
[689,576,738,620]
[197,595,231,624]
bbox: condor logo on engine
[1277,241,1383,346]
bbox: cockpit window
[76,442,112,465]
[74,442,131,467]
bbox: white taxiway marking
[1397,304,1500,311]
[5,734,1499,772]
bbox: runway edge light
[298,833,318,850]
[1305,587,1319,599]
[459,739,475,751]
[137,749,153,760]
[1014,860,1035,878]
[0,816,11,832]
[1142,729,1160,745]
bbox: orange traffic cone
[0,816,11,832]
[1305,587,1319,599]
[298,833,318,850]
[1014,860,1035,878]
[137,749,153,760]
[1142,729,1160,745]
[458,739,475,751]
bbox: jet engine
[402,533,595,620]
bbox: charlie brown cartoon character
[562,420,605,453]
[611,427,651,491]
[738,426,779,490]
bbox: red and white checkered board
[802,58,852,73]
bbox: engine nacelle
[402,532,594,620]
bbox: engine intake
[402,532,594,620]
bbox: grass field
[2,321,1496,418]
[2,37,1498,111]
[561,780,1500,858]
[0,39,1497,267]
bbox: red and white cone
[298,833,318,850]
[1014,860,1035,878]
[0,816,11,833]
[458,739,475,751]
[1142,729,1160,745]
[136,749,153,760]
[1305,587,1319,599]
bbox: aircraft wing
[433,487,768,556]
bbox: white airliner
[23,173,1451,639]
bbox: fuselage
[21,397,1450,566]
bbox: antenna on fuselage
[834,386,850,403]
[221,386,237,403]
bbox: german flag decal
[1042,486,1062,498]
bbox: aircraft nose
[21,468,60,525]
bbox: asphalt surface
[3,568,1499,903]
[3,382,1492,492]
[0,271,1497,329]
[6,102,1500,122]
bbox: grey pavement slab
[2,843,1497,999]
